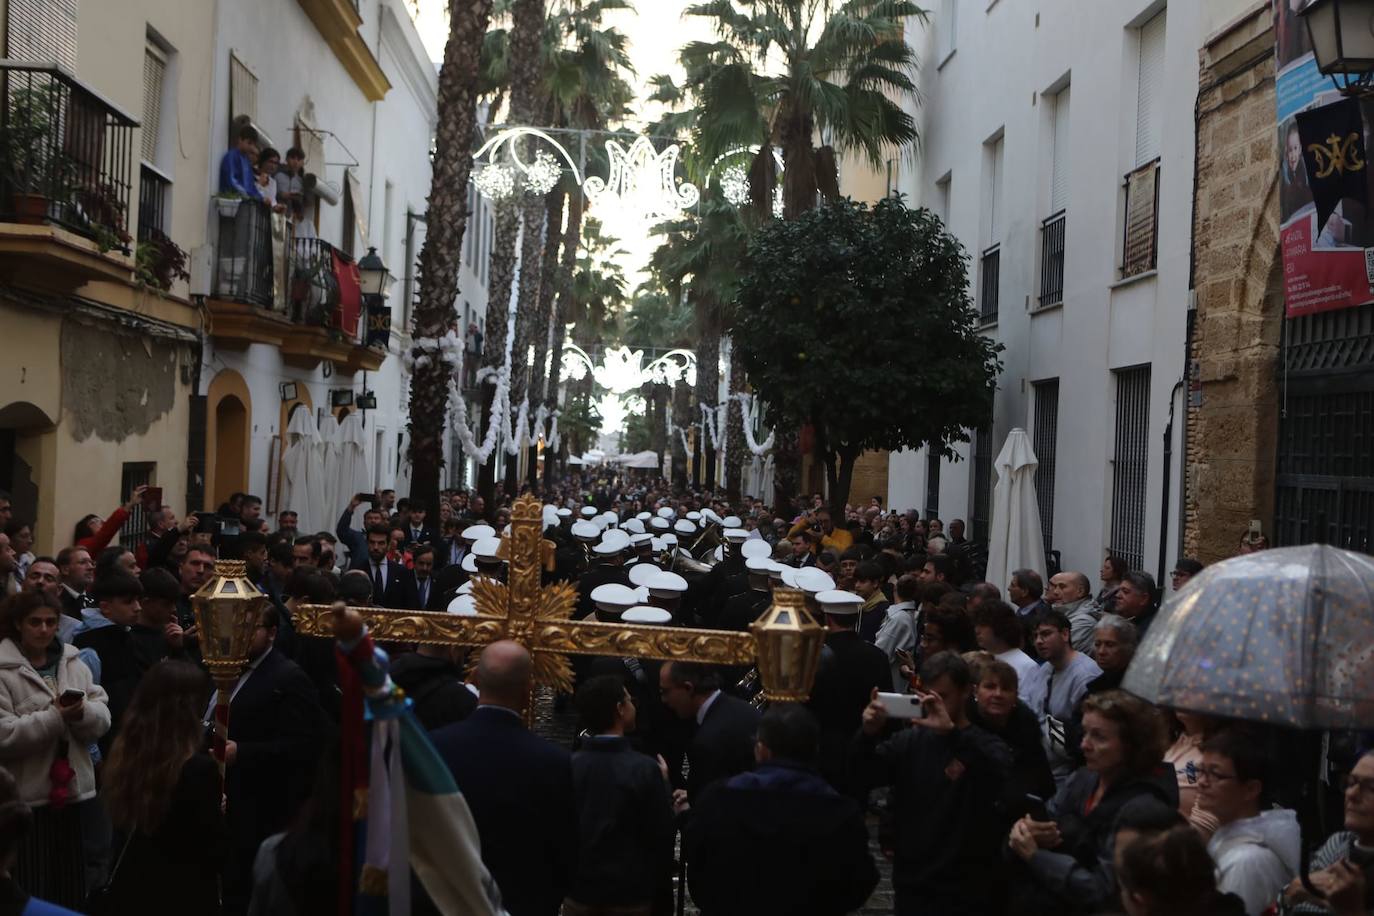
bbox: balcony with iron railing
[0,61,143,291]
[1039,210,1066,308]
[206,196,385,372]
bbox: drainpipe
[1157,376,1184,586]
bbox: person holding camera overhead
[0,590,111,909]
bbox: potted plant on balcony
[135,229,190,292]
[2,82,74,222]
[75,183,132,253]
[214,191,245,219]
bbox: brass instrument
[672,547,716,576]
[688,521,724,561]
[736,667,767,709]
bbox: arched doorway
[213,395,248,510]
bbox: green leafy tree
[731,197,1003,517]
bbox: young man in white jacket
[1197,729,1301,916]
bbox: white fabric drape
[336,411,371,523]
[984,428,1047,591]
[316,413,342,533]
[281,406,326,536]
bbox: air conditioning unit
[188,244,214,298]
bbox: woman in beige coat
[0,590,110,908]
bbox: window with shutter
[141,44,166,164]
[938,0,958,61]
[229,51,258,142]
[1135,10,1165,167]
[935,173,951,225]
[1050,86,1070,214]
[988,136,1003,244]
[5,0,79,69]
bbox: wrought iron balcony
[0,61,138,249]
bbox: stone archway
[206,369,253,512]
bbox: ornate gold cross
[295,495,817,701]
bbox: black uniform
[720,588,771,632]
[575,562,632,621]
[806,629,890,798]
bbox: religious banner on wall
[1123,161,1160,278]
[1273,0,1374,317]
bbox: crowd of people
[0,478,1366,916]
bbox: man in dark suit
[403,504,436,547]
[56,545,95,620]
[684,704,878,916]
[430,641,578,916]
[360,525,410,608]
[338,496,386,572]
[222,605,325,913]
[401,544,442,611]
[658,661,760,807]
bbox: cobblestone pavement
[532,691,896,914]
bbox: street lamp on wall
[1301,0,1374,95]
[357,247,394,298]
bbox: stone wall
[1184,8,1285,564]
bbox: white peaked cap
[447,594,477,616]
[741,538,772,559]
[571,520,600,540]
[628,563,660,587]
[700,508,720,525]
[636,511,652,521]
[722,528,750,543]
[590,583,639,609]
[456,580,474,595]
[815,589,864,615]
[711,545,724,562]
[650,537,666,552]
[657,506,675,519]
[581,506,598,517]
[592,540,623,555]
[634,585,651,603]
[779,566,799,588]
[623,606,672,625]
[647,570,688,597]
[600,511,619,526]
[473,537,504,561]
[543,505,560,528]
[673,520,696,536]
[767,562,787,580]
[461,553,479,573]
[622,518,646,534]
[660,533,678,546]
[556,507,573,517]
[745,556,774,573]
[650,517,670,531]
[793,568,836,593]
[722,515,743,529]
[462,524,495,543]
[686,511,702,521]
[630,532,653,546]
[600,529,632,551]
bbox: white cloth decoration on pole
[984,428,1048,592]
[316,413,342,531]
[735,392,775,456]
[281,406,325,536]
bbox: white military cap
[571,520,600,541]
[630,534,653,549]
[473,537,504,561]
[656,506,675,520]
[745,556,774,574]
[636,511,651,521]
[600,511,619,526]
[741,538,772,559]
[793,568,836,593]
[634,585,651,603]
[461,553,479,574]
[700,508,721,525]
[601,529,632,552]
[556,507,573,518]
[647,570,688,598]
[779,566,799,588]
[686,511,702,521]
[622,606,672,625]
[542,505,560,528]
[628,563,660,587]
[674,519,696,536]
[660,533,678,546]
[592,540,623,556]
[462,524,495,543]
[590,583,639,612]
[767,562,787,580]
[446,594,478,616]
[622,518,646,534]
[815,589,864,615]
[722,515,743,529]
[456,580,474,595]
[722,528,750,543]
[580,506,598,518]
[650,517,670,532]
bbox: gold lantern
[191,559,268,775]
[750,587,826,702]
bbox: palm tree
[406,0,497,515]
[624,284,694,469]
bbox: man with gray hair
[1114,570,1160,641]
[1047,570,1097,656]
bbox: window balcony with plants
[0,62,143,291]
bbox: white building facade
[889,0,1256,583]
[195,0,455,525]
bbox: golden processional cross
[294,495,823,707]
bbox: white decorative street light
[582,135,700,223]
[561,343,697,393]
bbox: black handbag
[84,830,134,915]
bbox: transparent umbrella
[1122,544,1374,729]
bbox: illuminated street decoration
[561,343,697,393]
[472,127,583,200]
[582,135,700,222]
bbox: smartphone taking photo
[876,692,927,720]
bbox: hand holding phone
[59,688,85,706]
[876,691,927,720]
